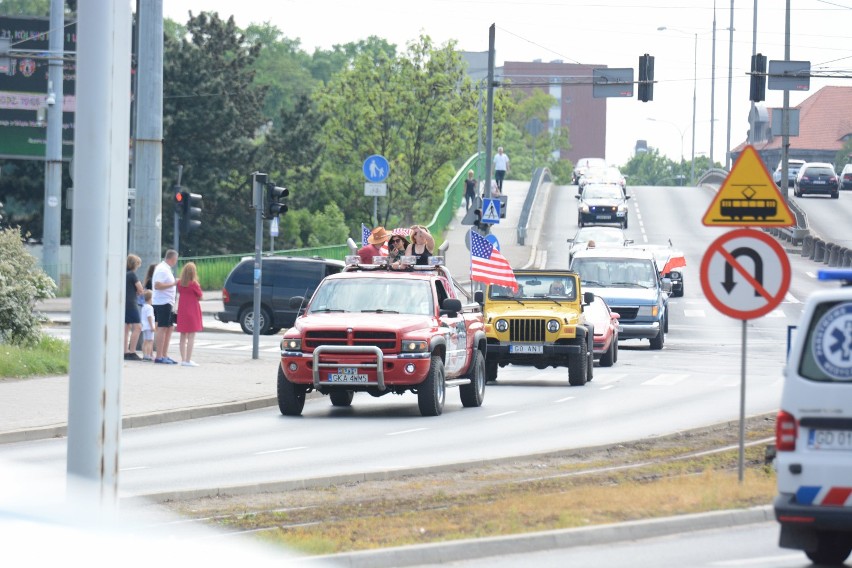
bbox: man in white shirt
[152,249,179,364]
[493,146,510,192]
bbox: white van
[775,269,852,565]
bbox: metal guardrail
[517,167,551,246]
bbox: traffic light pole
[172,165,182,253]
[251,172,266,359]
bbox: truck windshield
[572,258,657,288]
[309,278,434,316]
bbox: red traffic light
[175,192,184,203]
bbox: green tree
[0,0,48,16]
[0,227,55,346]
[314,35,480,231]
[621,148,681,186]
[162,11,268,255]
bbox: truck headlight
[547,319,561,333]
[281,338,301,351]
[637,305,660,317]
[495,319,509,332]
[402,340,428,353]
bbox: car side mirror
[440,298,462,317]
[473,290,484,305]
[289,295,306,310]
[661,278,673,293]
[574,194,581,200]
[583,291,594,305]
[625,195,632,200]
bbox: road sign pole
[739,320,747,483]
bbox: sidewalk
[5,180,547,445]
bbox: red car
[584,295,619,367]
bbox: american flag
[361,223,371,246]
[470,229,517,292]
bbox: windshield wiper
[311,308,346,313]
[609,282,648,288]
[582,280,605,287]
[361,309,400,313]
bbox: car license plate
[813,180,825,184]
[808,429,852,450]
[596,214,611,220]
[510,344,543,354]
[328,367,369,383]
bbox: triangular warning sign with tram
[702,145,794,227]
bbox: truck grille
[609,306,639,320]
[304,330,397,350]
[509,319,546,342]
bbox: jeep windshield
[308,278,435,316]
[571,258,657,289]
[490,276,577,301]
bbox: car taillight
[776,410,797,452]
[222,288,230,304]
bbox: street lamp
[657,26,697,186]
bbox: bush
[0,227,56,346]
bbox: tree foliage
[0,227,55,346]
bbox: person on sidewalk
[124,254,144,361]
[464,169,477,210]
[493,146,510,192]
[357,226,389,264]
[176,262,203,367]
[140,290,156,361]
[152,249,179,364]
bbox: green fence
[180,153,482,291]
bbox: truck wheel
[485,358,498,383]
[277,365,306,416]
[600,339,615,367]
[240,306,272,335]
[418,356,446,416]
[460,351,485,408]
[330,390,354,407]
[806,532,852,565]
[568,350,587,386]
[649,325,665,350]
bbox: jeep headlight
[547,319,561,333]
[402,340,428,353]
[281,338,301,351]
[670,271,681,279]
[495,319,509,332]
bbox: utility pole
[129,0,164,272]
[725,0,734,169]
[710,1,716,164]
[42,0,65,284]
[781,0,791,202]
[483,24,495,235]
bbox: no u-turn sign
[700,229,791,320]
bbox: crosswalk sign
[702,145,794,227]
[481,198,500,224]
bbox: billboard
[0,16,76,160]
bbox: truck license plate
[808,429,852,451]
[509,344,543,354]
[328,367,369,383]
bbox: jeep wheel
[418,356,446,416]
[240,306,272,335]
[806,531,852,565]
[600,338,615,367]
[277,365,306,416]
[485,358,498,383]
[568,352,587,386]
[649,325,665,350]
[460,350,486,408]
[330,390,354,407]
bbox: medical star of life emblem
[812,302,852,380]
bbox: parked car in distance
[576,183,631,228]
[567,226,633,264]
[794,162,840,198]
[584,295,619,367]
[572,157,606,185]
[773,159,806,186]
[216,256,344,335]
[840,163,852,190]
[774,269,852,566]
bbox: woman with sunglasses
[387,234,410,265]
[405,225,435,266]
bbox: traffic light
[638,54,654,102]
[175,190,202,235]
[749,53,767,102]
[264,183,289,219]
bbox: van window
[230,261,254,286]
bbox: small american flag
[361,223,371,246]
[470,229,517,292]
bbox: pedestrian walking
[464,169,477,210]
[124,254,144,361]
[152,249,179,364]
[493,146,510,191]
[176,262,203,367]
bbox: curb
[303,506,774,567]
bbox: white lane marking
[255,446,307,455]
[487,411,518,419]
[765,309,786,318]
[784,292,801,304]
[683,309,706,317]
[806,271,817,279]
[554,396,575,403]
[600,385,616,390]
[592,373,628,385]
[643,373,688,386]
[386,428,428,436]
[120,466,149,472]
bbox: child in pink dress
[176,262,203,367]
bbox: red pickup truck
[277,260,487,416]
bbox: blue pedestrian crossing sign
[363,154,389,182]
[481,198,500,224]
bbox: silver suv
[774,269,852,565]
[773,158,806,186]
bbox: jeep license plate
[328,367,369,383]
[510,344,543,354]
[808,429,852,451]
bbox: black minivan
[216,256,344,334]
